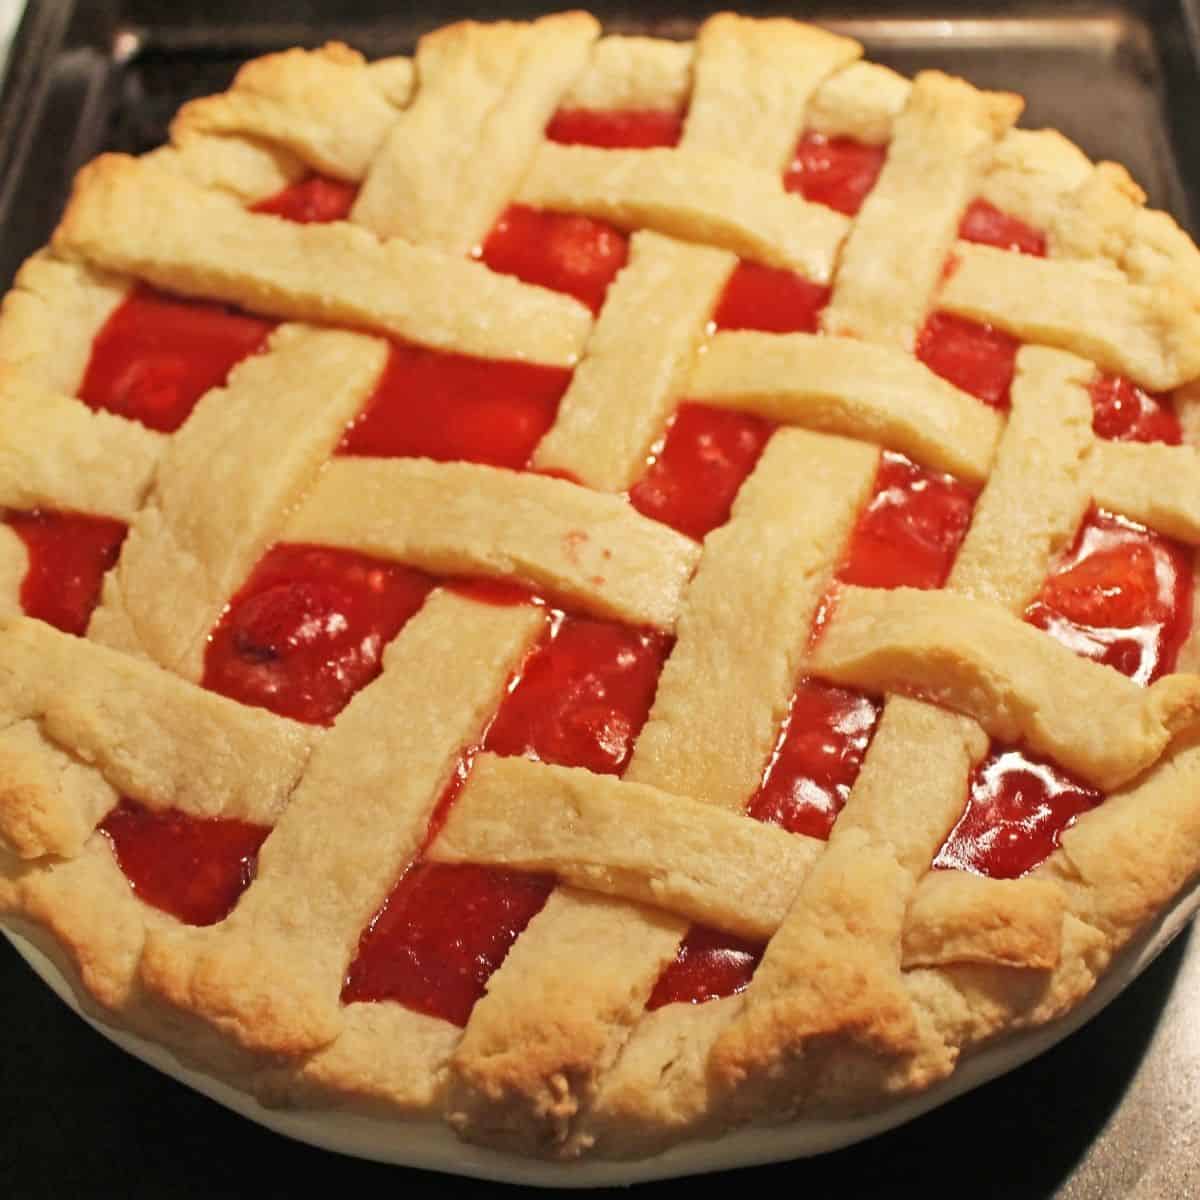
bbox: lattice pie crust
[4,11,1200,1166]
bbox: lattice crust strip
[429,753,1067,971]
[3,9,1200,1176]
[51,155,592,367]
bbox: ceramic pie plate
[5,873,1199,1187]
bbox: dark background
[2,2,1200,1194]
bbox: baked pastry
[4,9,1200,1173]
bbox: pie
[3,9,1200,1171]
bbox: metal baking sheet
[3,1,1200,1195]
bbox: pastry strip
[285,458,700,631]
[87,325,388,680]
[944,345,1094,609]
[0,617,314,859]
[532,232,736,491]
[680,15,859,171]
[137,592,546,1055]
[811,584,1200,790]
[431,753,1064,971]
[938,242,1200,391]
[688,331,1003,483]
[53,155,592,367]
[1090,440,1200,545]
[515,144,849,283]
[0,380,163,520]
[450,429,879,1151]
[0,252,127,395]
[0,528,23,615]
[805,60,909,143]
[351,13,599,250]
[172,44,406,182]
[562,35,692,110]
[820,71,1022,348]
[432,754,821,943]
[149,130,304,203]
[708,342,1117,1112]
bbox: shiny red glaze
[934,746,1102,879]
[338,341,570,468]
[203,544,435,724]
[629,403,775,541]
[546,107,684,149]
[341,862,554,1025]
[79,286,275,433]
[251,175,359,223]
[101,799,269,926]
[647,924,763,1010]
[784,132,888,216]
[958,198,1047,256]
[345,610,670,1020]
[482,204,629,314]
[748,679,881,840]
[484,615,671,776]
[1090,374,1182,445]
[8,510,126,635]
[916,311,1020,409]
[837,451,977,591]
[712,261,831,334]
[1026,508,1193,685]
[659,450,974,1003]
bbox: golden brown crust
[0,617,315,858]
[811,585,1200,790]
[4,9,1200,1175]
[284,457,700,630]
[53,154,592,367]
[939,242,1200,391]
[172,43,406,182]
[138,593,545,1058]
[820,71,1022,348]
[0,377,163,519]
[688,331,1003,482]
[517,144,849,282]
[88,325,388,679]
[532,232,735,490]
[351,13,599,249]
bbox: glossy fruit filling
[651,449,974,1003]
[712,261,831,334]
[79,286,276,433]
[101,800,270,926]
[344,609,671,1024]
[836,450,978,591]
[785,132,887,216]
[933,748,1102,880]
[1090,374,1181,444]
[479,106,681,310]
[7,510,126,635]
[546,107,684,149]
[1027,507,1192,686]
[481,205,630,314]
[647,924,764,1010]
[628,404,776,541]
[203,544,436,725]
[338,341,571,468]
[748,680,881,840]
[916,311,1021,409]
[251,175,359,223]
[937,508,1193,878]
[958,198,1047,257]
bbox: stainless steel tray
[2,2,1200,1195]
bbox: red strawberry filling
[345,608,671,1023]
[27,134,1193,1013]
